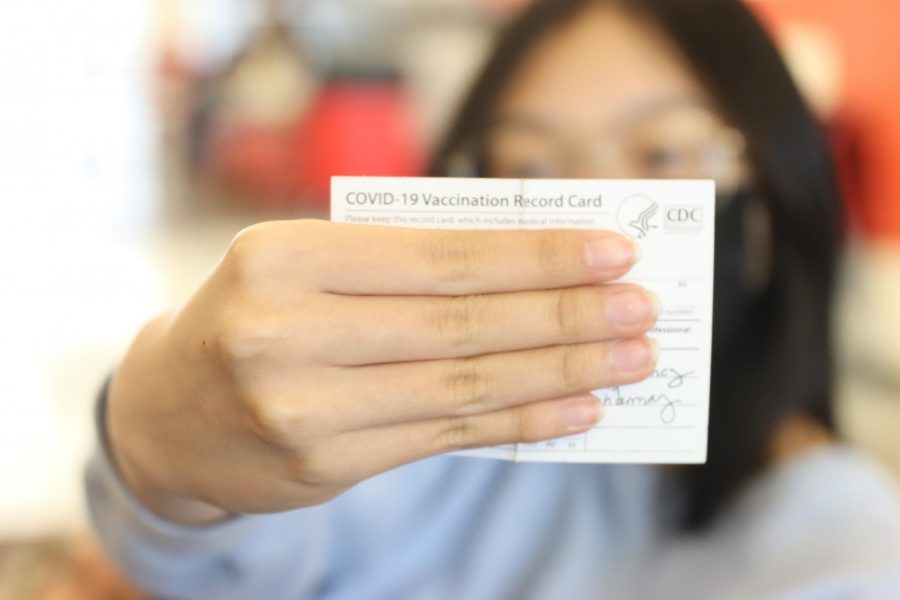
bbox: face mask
[712,188,770,351]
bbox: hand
[106,220,659,523]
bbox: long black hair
[429,0,843,530]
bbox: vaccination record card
[331,176,715,464]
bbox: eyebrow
[614,95,714,126]
[491,94,713,134]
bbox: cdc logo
[616,194,659,239]
[664,205,703,233]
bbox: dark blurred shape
[201,13,316,209]
[161,1,430,214]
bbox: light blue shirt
[86,424,900,600]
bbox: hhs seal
[616,194,659,239]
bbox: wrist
[104,312,232,525]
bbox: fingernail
[631,239,643,262]
[585,236,638,271]
[560,397,603,430]
[610,338,658,372]
[607,289,660,326]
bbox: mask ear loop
[742,190,774,291]
[708,126,771,291]
[733,187,774,291]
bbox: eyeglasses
[479,100,748,191]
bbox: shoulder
[631,446,900,600]
[730,445,900,558]
[725,447,900,597]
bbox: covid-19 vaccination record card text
[331,176,715,464]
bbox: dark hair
[430,0,843,530]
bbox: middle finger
[310,284,660,365]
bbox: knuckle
[537,231,572,279]
[223,220,323,285]
[244,394,291,440]
[280,219,328,261]
[558,345,592,391]
[214,314,274,365]
[214,316,246,362]
[522,411,555,443]
[228,223,263,255]
[432,295,486,351]
[423,231,481,289]
[552,287,590,338]
[245,394,327,447]
[509,408,539,443]
[224,224,268,276]
[443,357,492,415]
[220,232,268,297]
[438,415,480,451]
[283,449,335,489]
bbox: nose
[560,156,631,180]
[558,141,632,179]
[563,163,624,179]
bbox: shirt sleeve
[83,375,333,600]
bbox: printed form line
[344,209,613,216]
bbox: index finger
[311,223,640,295]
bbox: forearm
[85,378,325,599]
[105,312,230,524]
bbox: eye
[638,147,690,172]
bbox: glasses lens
[484,104,746,184]
[619,106,744,180]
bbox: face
[486,3,771,325]
[487,4,749,193]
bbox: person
[85,0,900,598]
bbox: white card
[331,176,715,464]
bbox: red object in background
[213,123,300,202]
[294,78,424,208]
[211,77,423,210]
[750,0,900,243]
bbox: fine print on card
[331,176,715,464]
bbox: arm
[85,378,331,600]
[85,221,657,596]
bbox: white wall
[0,0,493,539]
[0,0,161,538]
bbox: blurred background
[0,0,897,596]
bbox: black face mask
[712,188,770,352]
